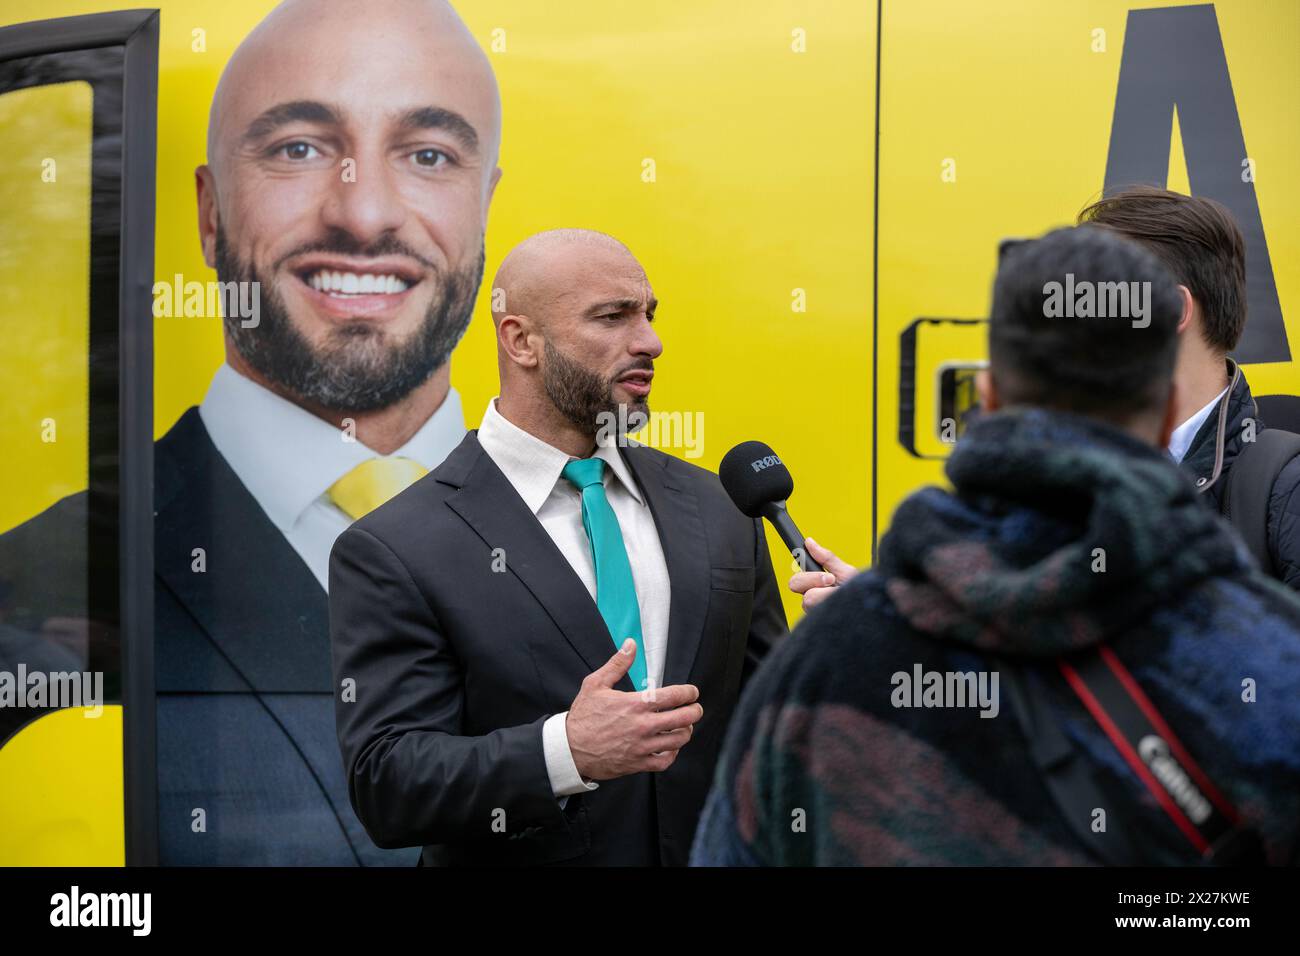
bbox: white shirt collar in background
[1167,385,1229,464]
[199,362,466,532]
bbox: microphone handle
[761,501,825,573]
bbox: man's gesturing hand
[566,639,703,781]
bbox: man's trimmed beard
[542,337,650,437]
[215,225,483,412]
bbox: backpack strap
[1221,429,1300,577]
[1058,647,1264,865]
[1002,648,1264,865]
[999,660,1142,866]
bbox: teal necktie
[561,457,649,692]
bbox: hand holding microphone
[789,537,858,611]
[719,441,858,611]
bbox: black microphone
[718,441,825,573]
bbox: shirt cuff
[543,711,600,799]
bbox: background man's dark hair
[1077,186,1247,354]
[989,225,1184,427]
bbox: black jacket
[1179,360,1300,589]
[328,431,788,866]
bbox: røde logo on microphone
[750,455,782,473]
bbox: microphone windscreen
[719,441,795,517]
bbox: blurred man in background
[692,226,1300,866]
[1080,187,1300,589]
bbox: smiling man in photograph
[158,0,501,864]
[0,0,501,866]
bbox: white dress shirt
[1167,385,1229,464]
[198,363,467,590]
[476,397,672,799]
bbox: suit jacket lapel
[621,445,711,689]
[155,408,332,693]
[440,433,634,689]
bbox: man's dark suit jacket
[0,408,415,865]
[329,430,788,866]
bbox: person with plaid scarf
[691,226,1300,866]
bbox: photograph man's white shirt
[200,362,467,590]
